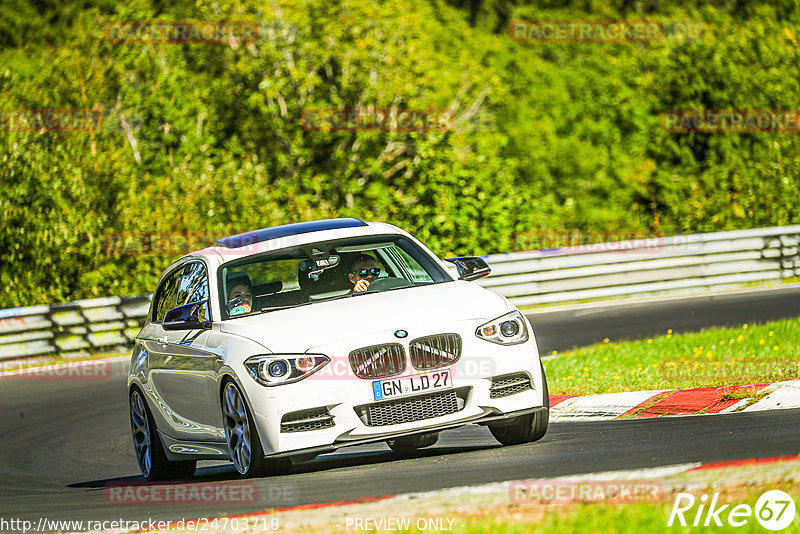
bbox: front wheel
[222,381,289,478]
[489,363,550,446]
[130,388,196,481]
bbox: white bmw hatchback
[128,218,548,480]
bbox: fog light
[500,320,520,337]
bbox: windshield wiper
[309,292,356,304]
[260,302,313,313]
[259,283,431,312]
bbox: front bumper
[242,336,546,456]
[265,406,548,458]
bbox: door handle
[157,337,168,345]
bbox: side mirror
[444,256,491,281]
[163,299,211,331]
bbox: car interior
[223,238,435,316]
[239,252,374,310]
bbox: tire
[222,380,289,478]
[387,432,439,453]
[130,388,196,481]
[488,363,550,446]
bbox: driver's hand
[354,279,370,292]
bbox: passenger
[226,275,253,315]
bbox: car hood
[218,281,510,353]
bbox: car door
[147,260,225,442]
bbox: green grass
[442,498,794,534]
[299,486,798,534]
[544,319,800,395]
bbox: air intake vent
[354,387,470,427]
[409,333,462,370]
[349,343,406,379]
[489,372,532,399]
[280,407,335,433]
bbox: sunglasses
[354,267,381,277]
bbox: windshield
[218,235,451,319]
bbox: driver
[226,275,253,316]
[347,253,380,293]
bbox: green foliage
[1,0,799,306]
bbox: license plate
[372,370,452,401]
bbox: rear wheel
[387,432,439,453]
[130,388,196,480]
[222,380,289,478]
[489,363,550,446]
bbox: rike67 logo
[668,490,796,531]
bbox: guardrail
[1,226,798,362]
[477,225,800,306]
[0,296,150,362]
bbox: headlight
[476,311,529,345]
[244,354,330,386]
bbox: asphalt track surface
[529,284,800,353]
[2,285,800,528]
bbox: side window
[175,262,210,322]
[176,262,209,307]
[153,261,210,323]
[391,245,435,283]
[153,269,181,322]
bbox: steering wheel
[366,277,414,292]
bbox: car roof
[184,219,410,268]
[215,218,368,248]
